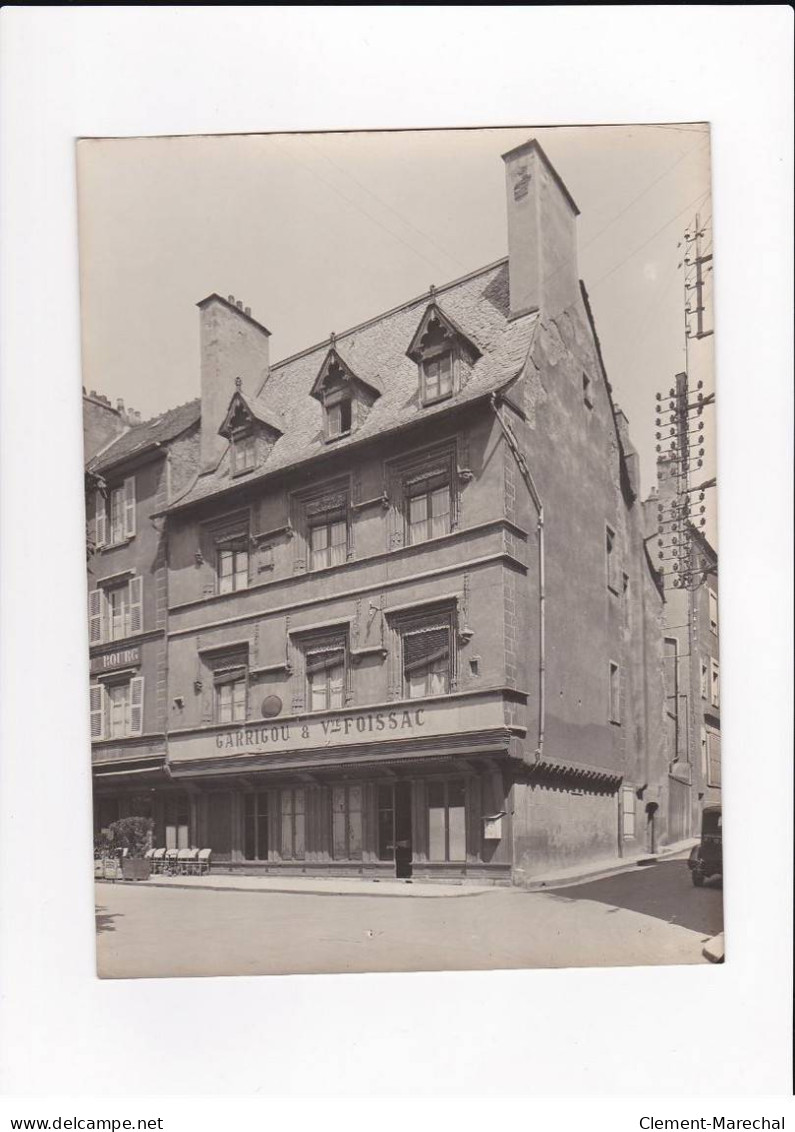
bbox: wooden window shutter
[123,477,136,538]
[129,676,145,736]
[95,493,107,548]
[128,575,143,634]
[90,684,105,740]
[88,588,105,645]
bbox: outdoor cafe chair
[197,848,212,875]
[164,848,180,875]
[177,848,199,875]
[151,848,166,874]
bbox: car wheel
[692,872,704,887]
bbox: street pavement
[96,858,722,979]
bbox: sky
[76,124,716,530]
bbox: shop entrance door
[377,782,413,878]
[394,781,413,879]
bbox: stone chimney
[197,294,271,472]
[501,139,580,320]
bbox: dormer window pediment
[311,345,381,443]
[406,301,481,407]
[218,386,283,477]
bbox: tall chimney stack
[196,294,271,472]
[501,139,580,320]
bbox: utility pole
[684,212,714,342]
[652,212,717,838]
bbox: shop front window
[243,792,269,860]
[427,780,466,862]
[164,795,190,850]
[331,784,362,861]
[280,788,305,860]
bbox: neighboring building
[83,390,126,462]
[85,140,677,882]
[86,399,200,836]
[652,458,720,838]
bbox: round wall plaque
[261,694,283,719]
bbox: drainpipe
[489,394,545,762]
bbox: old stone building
[85,398,200,838]
[86,139,677,882]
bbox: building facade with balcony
[85,140,674,882]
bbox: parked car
[688,804,722,887]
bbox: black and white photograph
[80,125,723,979]
[2,6,791,1114]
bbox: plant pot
[121,858,152,881]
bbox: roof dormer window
[310,340,382,444]
[232,431,257,474]
[422,351,454,404]
[406,294,481,409]
[218,379,283,477]
[326,395,352,440]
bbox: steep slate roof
[165,259,539,513]
[87,398,200,473]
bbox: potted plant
[107,816,154,881]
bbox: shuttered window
[89,589,105,644]
[128,575,143,634]
[105,676,144,739]
[89,576,143,644]
[94,493,107,548]
[403,625,451,699]
[129,676,144,735]
[90,684,105,739]
[123,477,136,538]
[95,478,135,548]
[707,731,722,787]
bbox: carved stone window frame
[289,475,353,574]
[384,439,459,551]
[198,508,252,598]
[287,621,353,714]
[384,599,459,701]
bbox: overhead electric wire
[590,189,711,289]
[303,137,468,273]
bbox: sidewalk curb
[95,877,496,900]
[95,839,698,899]
[518,840,699,892]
